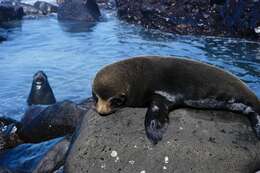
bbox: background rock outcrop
[115,0,260,40]
[0,2,24,24]
[65,108,260,173]
[58,0,101,21]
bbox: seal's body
[27,71,56,106]
[92,56,260,144]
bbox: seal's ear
[110,94,126,107]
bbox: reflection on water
[0,10,259,120]
[58,20,97,33]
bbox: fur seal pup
[92,56,260,144]
[27,71,56,106]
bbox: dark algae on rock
[115,0,260,40]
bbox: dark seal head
[92,58,151,115]
[92,64,129,115]
[27,71,56,106]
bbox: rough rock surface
[65,108,260,173]
[115,0,260,40]
[18,100,86,143]
[57,0,101,21]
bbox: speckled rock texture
[115,0,260,40]
[64,108,260,173]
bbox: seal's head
[33,71,48,90]
[27,71,56,106]
[92,64,130,116]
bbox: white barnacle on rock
[163,166,167,170]
[140,170,146,173]
[164,156,169,164]
[101,163,106,169]
[111,150,118,157]
[179,127,183,130]
[255,26,260,34]
[115,156,120,162]
[129,160,135,165]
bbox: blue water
[0,10,260,120]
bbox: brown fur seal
[92,56,260,144]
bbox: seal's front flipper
[145,95,171,145]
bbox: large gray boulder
[58,0,101,21]
[65,108,260,173]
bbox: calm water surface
[0,10,260,120]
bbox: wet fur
[93,56,260,144]
[27,71,56,106]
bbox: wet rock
[0,100,90,151]
[0,124,23,151]
[115,0,260,40]
[65,108,260,173]
[18,100,87,143]
[58,0,101,21]
[33,1,58,15]
[0,1,24,24]
[0,136,70,173]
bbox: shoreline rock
[115,0,260,40]
[65,108,260,173]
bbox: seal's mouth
[34,76,46,90]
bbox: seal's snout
[34,71,47,85]
[95,99,113,116]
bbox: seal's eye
[110,95,126,107]
[92,92,98,103]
